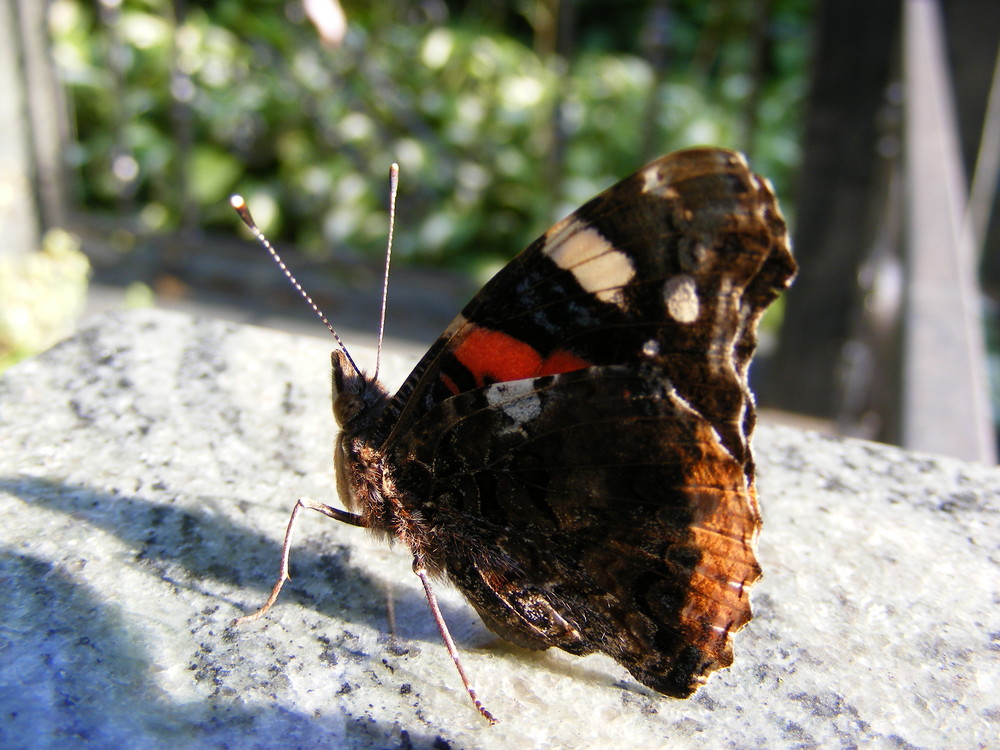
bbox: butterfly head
[331,349,390,430]
[331,349,393,524]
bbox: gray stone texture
[1,309,997,749]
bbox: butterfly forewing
[377,149,794,469]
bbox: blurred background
[1,0,997,462]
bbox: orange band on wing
[452,326,591,388]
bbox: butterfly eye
[333,392,364,427]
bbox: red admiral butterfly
[232,148,796,724]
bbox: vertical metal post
[902,0,996,461]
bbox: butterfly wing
[372,147,794,696]
[374,148,795,474]
[386,363,765,696]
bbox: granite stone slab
[0,309,997,749]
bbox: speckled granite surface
[1,309,997,749]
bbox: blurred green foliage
[50,0,810,275]
[0,230,91,370]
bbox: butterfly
[232,147,796,723]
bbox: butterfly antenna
[229,194,362,378]
[372,163,399,383]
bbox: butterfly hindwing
[385,363,763,697]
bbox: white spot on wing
[543,219,634,308]
[486,380,541,430]
[663,275,700,323]
[641,164,662,193]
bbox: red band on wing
[452,326,591,388]
[537,348,591,377]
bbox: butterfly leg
[412,556,498,725]
[234,497,366,625]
